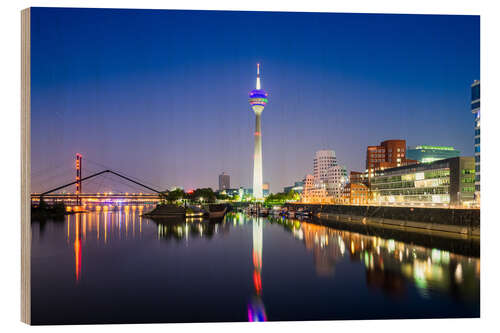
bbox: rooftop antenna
[256,63,261,90]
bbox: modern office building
[407,145,460,163]
[249,63,269,200]
[218,172,230,191]
[370,157,475,206]
[313,150,337,184]
[471,80,480,200]
[366,139,417,179]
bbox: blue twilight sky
[30,8,479,194]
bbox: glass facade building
[471,80,480,198]
[370,157,475,206]
[407,145,460,163]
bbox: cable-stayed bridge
[31,154,165,206]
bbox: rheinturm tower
[249,63,268,200]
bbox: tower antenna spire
[256,63,261,89]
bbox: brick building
[366,139,417,178]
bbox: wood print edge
[21,7,31,325]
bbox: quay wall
[285,203,480,237]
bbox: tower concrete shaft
[253,111,263,199]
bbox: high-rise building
[313,150,337,183]
[366,139,416,178]
[249,63,268,200]
[407,145,460,163]
[310,150,346,201]
[471,80,480,200]
[312,150,347,200]
[218,172,230,191]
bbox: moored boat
[206,204,228,220]
[143,204,186,220]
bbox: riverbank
[286,203,480,238]
[31,202,72,220]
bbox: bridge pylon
[76,153,82,205]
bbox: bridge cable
[82,157,160,190]
[81,166,152,194]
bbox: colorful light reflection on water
[30,210,479,325]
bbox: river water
[31,207,480,324]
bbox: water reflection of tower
[252,218,263,294]
[248,218,267,322]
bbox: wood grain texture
[21,7,31,325]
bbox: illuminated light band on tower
[249,63,268,199]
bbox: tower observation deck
[249,63,268,199]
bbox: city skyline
[30,8,480,193]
